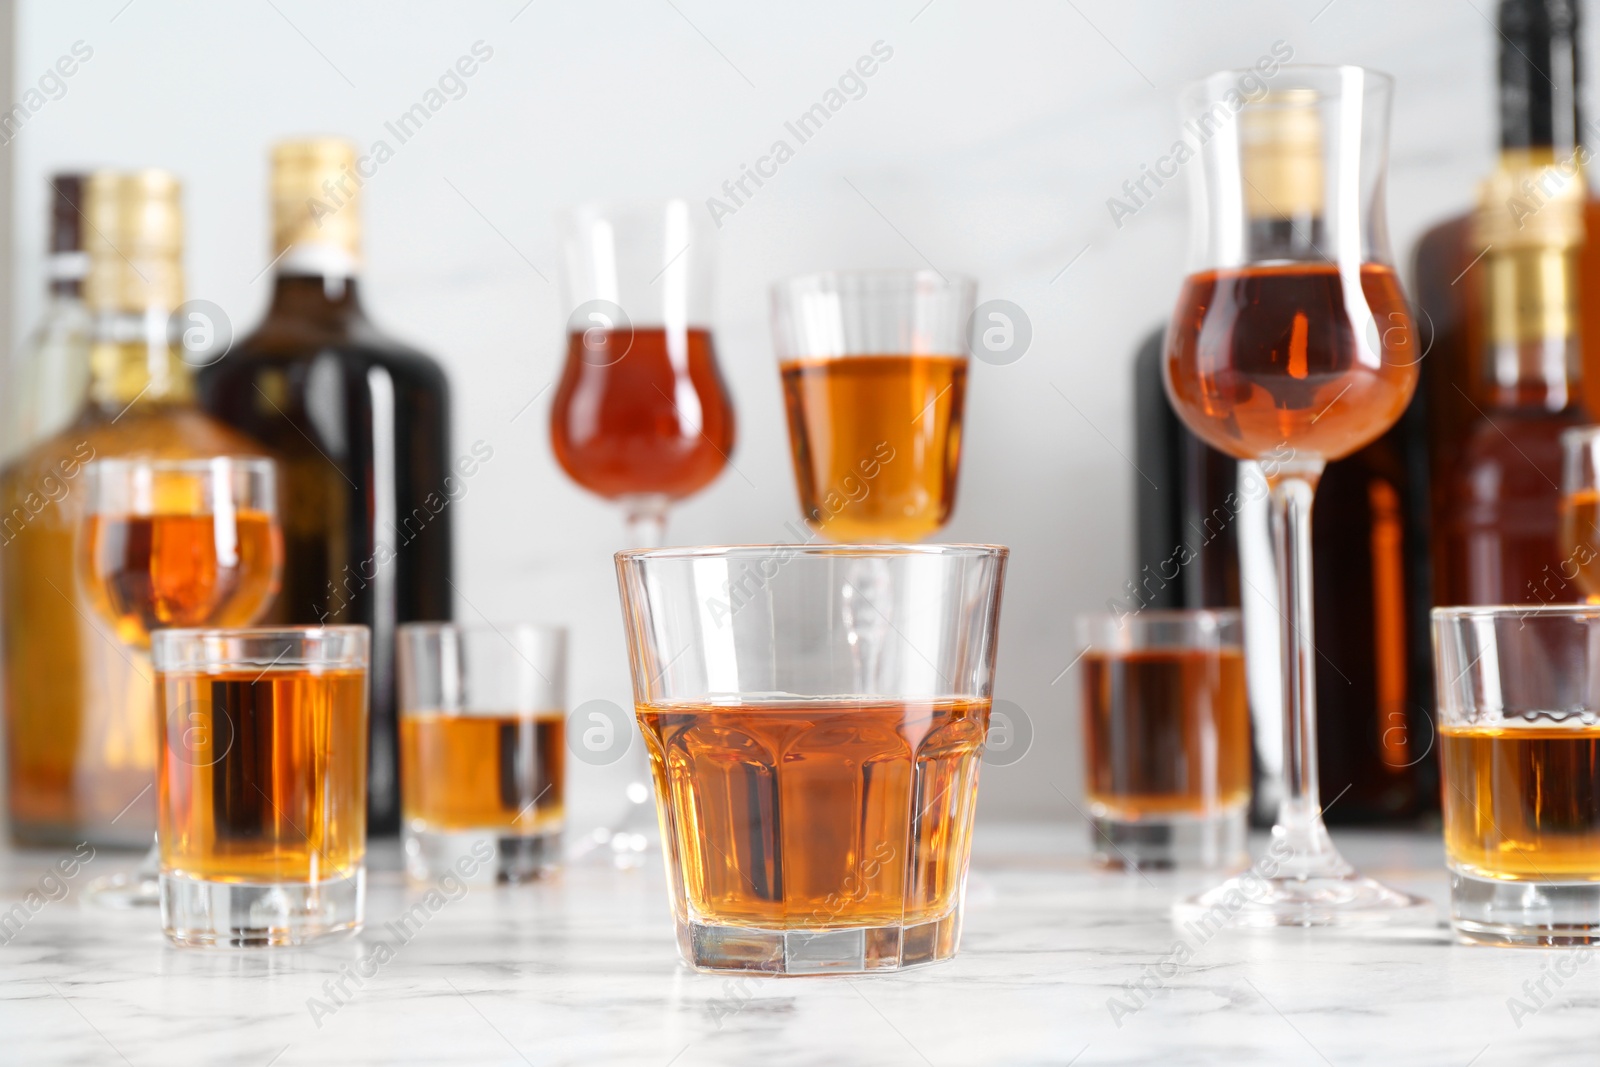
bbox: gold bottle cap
[83,169,183,312]
[1240,89,1324,220]
[271,137,361,270]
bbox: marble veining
[0,826,1594,1065]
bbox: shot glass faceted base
[1091,806,1248,872]
[1173,869,1432,929]
[1451,871,1600,946]
[681,909,962,975]
[404,827,560,884]
[160,869,364,947]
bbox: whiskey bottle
[2,174,93,463]
[199,139,453,836]
[1,170,266,845]
[1425,0,1590,606]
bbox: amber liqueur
[0,171,268,846]
[199,139,453,834]
[550,326,735,503]
[1081,647,1250,819]
[1418,0,1593,608]
[637,698,987,928]
[157,666,367,882]
[400,712,565,833]
[1442,718,1600,880]
[780,354,965,542]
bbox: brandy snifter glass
[1164,66,1428,926]
[616,544,1007,974]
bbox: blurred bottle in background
[199,138,453,836]
[2,175,93,464]
[1417,0,1591,607]
[1,170,267,846]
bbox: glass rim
[151,625,370,671]
[84,455,275,474]
[1078,607,1241,628]
[771,268,976,296]
[398,621,567,640]
[1181,63,1394,102]
[616,542,1008,563]
[1432,604,1600,621]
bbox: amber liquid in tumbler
[780,354,966,542]
[1165,263,1418,462]
[400,712,565,833]
[550,327,735,501]
[1442,720,1600,880]
[1081,648,1250,819]
[637,698,988,928]
[157,667,367,883]
[82,510,281,647]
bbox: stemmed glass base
[1174,814,1431,929]
[85,838,161,909]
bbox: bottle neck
[266,243,366,326]
[1499,0,1581,153]
[87,307,195,413]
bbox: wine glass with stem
[76,455,283,906]
[549,199,736,863]
[1163,66,1430,926]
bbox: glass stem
[1266,466,1348,880]
[621,494,670,549]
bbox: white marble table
[0,824,1588,1066]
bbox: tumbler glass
[152,626,369,947]
[1435,605,1600,946]
[615,543,1008,974]
[397,623,567,883]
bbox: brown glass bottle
[1,171,269,846]
[1427,0,1590,607]
[1132,327,1433,824]
[198,140,452,835]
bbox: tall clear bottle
[199,139,453,836]
[2,174,93,464]
[1,171,266,846]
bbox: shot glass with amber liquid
[1078,610,1250,871]
[152,626,369,946]
[397,623,566,883]
[1435,606,1600,945]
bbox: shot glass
[1436,605,1600,946]
[152,626,369,947]
[1077,610,1250,870]
[397,623,567,883]
[616,543,1008,975]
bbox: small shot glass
[397,623,567,884]
[153,626,370,947]
[1076,609,1250,871]
[1436,605,1600,946]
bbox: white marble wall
[6,1,1534,829]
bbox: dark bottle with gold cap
[199,138,453,836]
[0,170,267,846]
[1428,0,1590,606]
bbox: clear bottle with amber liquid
[199,139,453,836]
[0,171,267,846]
